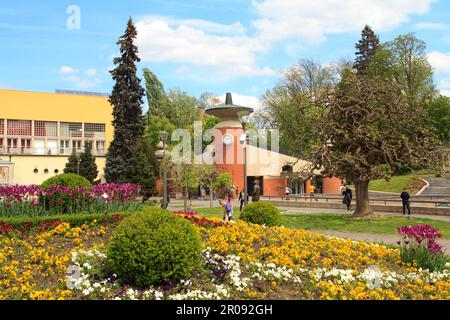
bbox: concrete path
[421,177,450,196]
[167,199,450,222]
[311,229,450,254]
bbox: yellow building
[0,89,113,185]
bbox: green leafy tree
[264,33,438,217]
[143,68,168,118]
[427,95,450,143]
[213,172,233,199]
[64,150,79,174]
[354,25,380,75]
[78,141,98,183]
[171,163,200,211]
[198,165,220,208]
[165,88,199,128]
[144,115,177,148]
[264,59,336,157]
[383,33,436,108]
[123,140,157,199]
[105,18,154,193]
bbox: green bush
[106,207,202,287]
[240,202,282,227]
[41,173,92,190]
[40,174,93,213]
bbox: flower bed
[0,213,449,300]
[0,183,142,217]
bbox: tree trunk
[210,181,213,208]
[353,178,374,217]
[183,186,188,212]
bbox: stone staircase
[421,178,450,196]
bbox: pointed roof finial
[225,92,233,105]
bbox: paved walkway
[421,177,450,196]
[167,199,450,222]
[311,229,450,253]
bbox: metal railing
[261,195,450,209]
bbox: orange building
[204,93,342,197]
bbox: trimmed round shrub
[106,207,202,287]
[41,173,92,190]
[240,201,282,227]
[40,174,92,213]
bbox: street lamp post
[239,112,251,207]
[77,158,81,175]
[159,131,169,210]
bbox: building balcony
[0,147,106,156]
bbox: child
[219,200,233,222]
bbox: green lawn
[193,207,450,239]
[351,170,434,194]
[281,213,450,239]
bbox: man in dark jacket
[400,188,411,216]
[342,186,352,211]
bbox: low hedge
[0,212,137,228]
[240,201,282,227]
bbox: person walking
[285,185,291,199]
[238,190,249,212]
[400,188,411,216]
[219,200,233,222]
[342,186,353,211]
[308,184,315,202]
[230,185,236,199]
[252,180,261,202]
[339,183,346,196]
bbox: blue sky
[1,0,450,108]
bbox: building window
[35,121,57,137]
[33,139,45,155]
[0,119,4,135]
[96,140,105,151]
[60,140,70,155]
[72,140,82,152]
[47,140,58,155]
[7,120,32,136]
[84,123,105,139]
[60,122,82,138]
[20,139,31,154]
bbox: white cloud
[134,1,434,79]
[428,51,450,73]
[441,90,450,97]
[59,66,77,74]
[139,15,247,35]
[64,75,100,90]
[135,19,275,78]
[85,68,97,77]
[415,22,448,30]
[218,92,264,111]
[252,0,435,44]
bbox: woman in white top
[285,186,291,198]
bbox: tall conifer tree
[64,149,79,175]
[78,141,98,183]
[354,25,380,74]
[105,18,156,194]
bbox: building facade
[0,89,113,185]
[204,93,343,198]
